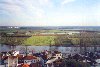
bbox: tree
[54,35,73,46]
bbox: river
[1,44,100,54]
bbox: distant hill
[0,26,100,31]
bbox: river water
[1,44,100,54]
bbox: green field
[24,36,56,46]
[1,28,100,46]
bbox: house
[7,50,19,56]
[25,31,31,35]
[8,56,18,67]
[1,56,8,65]
[1,52,9,57]
[46,56,63,67]
[2,56,18,67]
[54,53,62,59]
[23,56,38,65]
[46,52,63,67]
[2,54,24,67]
[53,51,63,59]
[23,55,42,67]
[7,33,14,35]
[17,54,24,64]
[96,59,100,63]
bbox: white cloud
[38,0,49,5]
[0,0,47,19]
[0,0,100,26]
[61,0,75,5]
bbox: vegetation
[0,37,28,45]
[54,35,73,46]
[24,36,55,46]
[0,28,100,46]
[1,34,100,46]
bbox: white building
[46,52,63,67]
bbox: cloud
[0,0,48,19]
[38,0,49,6]
[61,0,75,5]
[0,0,100,26]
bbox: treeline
[1,35,100,46]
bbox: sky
[0,0,100,26]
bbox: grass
[24,36,56,46]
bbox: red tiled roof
[22,64,29,67]
[2,55,37,60]
[24,56,37,60]
[17,54,24,59]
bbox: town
[0,48,100,67]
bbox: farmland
[0,26,100,46]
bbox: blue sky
[0,0,100,26]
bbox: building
[2,56,18,67]
[46,52,63,67]
[24,56,37,65]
